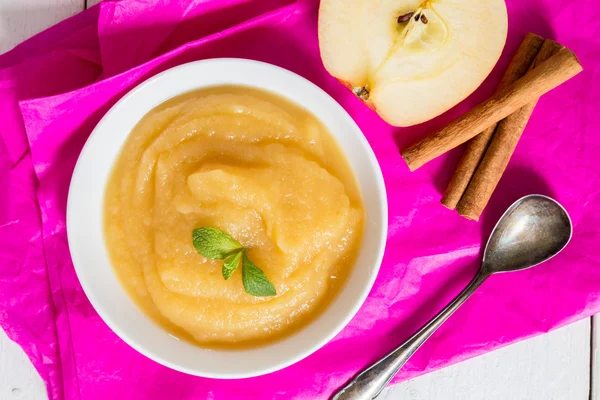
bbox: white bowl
[67,58,387,378]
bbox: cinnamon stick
[401,46,583,171]
[441,33,545,209]
[456,40,564,220]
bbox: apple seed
[397,12,414,23]
[318,0,509,126]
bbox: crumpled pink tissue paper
[1,0,599,399]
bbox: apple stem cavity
[352,86,370,100]
[318,0,509,126]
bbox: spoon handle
[332,270,489,400]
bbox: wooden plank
[0,319,592,400]
[592,316,599,400]
[0,1,84,399]
[0,0,83,53]
[0,329,47,400]
[380,318,591,400]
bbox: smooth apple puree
[104,86,364,348]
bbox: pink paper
[1,0,599,398]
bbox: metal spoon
[332,194,572,400]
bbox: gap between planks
[86,0,102,8]
[592,315,599,400]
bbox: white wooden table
[0,1,597,399]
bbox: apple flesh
[318,0,508,127]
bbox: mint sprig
[192,227,243,259]
[241,250,277,297]
[222,251,242,280]
[192,227,277,297]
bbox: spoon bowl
[483,195,572,274]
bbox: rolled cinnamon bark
[441,33,545,209]
[401,46,583,171]
[456,40,565,220]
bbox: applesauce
[104,86,364,348]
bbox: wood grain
[0,0,85,398]
[0,329,47,400]
[0,319,591,400]
[380,319,591,400]
[0,0,82,53]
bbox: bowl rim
[67,58,388,378]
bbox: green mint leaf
[222,250,242,280]
[242,252,276,297]
[192,227,243,260]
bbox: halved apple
[318,0,508,126]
